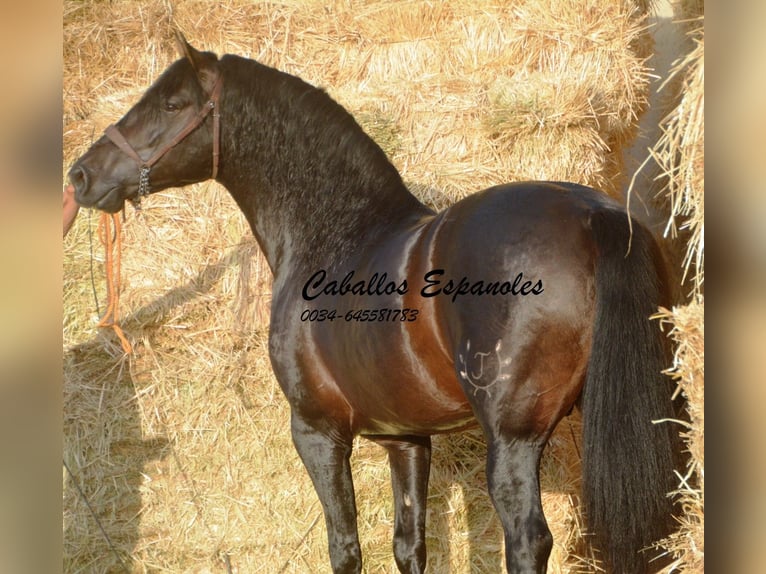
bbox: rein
[104,74,223,201]
[97,212,132,354]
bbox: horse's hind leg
[291,414,362,574]
[455,334,584,573]
[373,435,432,574]
[487,437,551,573]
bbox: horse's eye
[163,101,182,113]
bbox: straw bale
[653,24,704,296]
[655,299,704,573]
[64,1,658,572]
[648,17,703,572]
[481,0,650,195]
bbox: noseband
[104,74,223,202]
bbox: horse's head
[69,33,221,213]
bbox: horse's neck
[217,59,431,277]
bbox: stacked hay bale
[63,1,697,572]
[653,19,705,573]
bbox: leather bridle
[104,74,223,202]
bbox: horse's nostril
[68,165,89,198]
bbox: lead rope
[97,211,132,354]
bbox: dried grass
[654,24,704,297]
[655,300,704,573]
[63,1,681,572]
[649,18,704,574]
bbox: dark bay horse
[69,34,682,573]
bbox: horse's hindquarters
[426,183,599,438]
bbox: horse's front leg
[291,413,361,574]
[374,435,432,574]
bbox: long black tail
[582,208,682,573]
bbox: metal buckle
[138,165,151,197]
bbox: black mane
[215,55,431,272]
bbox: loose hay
[657,27,704,298]
[649,18,704,573]
[655,300,705,573]
[63,1,692,572]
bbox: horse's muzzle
[68,163,127,213]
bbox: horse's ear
[174,31,218,93]
[175,31,194,60]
